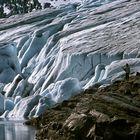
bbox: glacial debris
[27,75,140,140]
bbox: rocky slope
[26,74,140,140]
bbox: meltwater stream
[0,119,36,140]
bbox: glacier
[0,0,140,119]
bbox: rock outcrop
[26,74,140,140]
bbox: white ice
[0,43,21,83]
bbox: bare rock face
[63,113,93,139]
[27,75,140,140]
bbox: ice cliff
[0,0,140,119]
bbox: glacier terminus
[0,0,140,119]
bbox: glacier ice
[4,98,14,111]
[4,77,81,118]
[14,96,22,104]
[0,94,4,114]
[8,95,42,118]
[30,97,49,118]
[4,74,23,97]
[84,64,105,89]
[0,43,21,83]
[0,0,140,118]
[41,78,82,104]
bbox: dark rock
[27,75,140,140]
[43,2,52,9]
[136,72,140,76]
[124,89,131,95]
[63,113,94,140]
